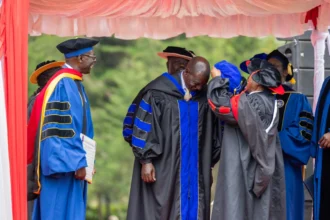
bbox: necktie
[184,88,192,101]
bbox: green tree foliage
[28,35,281,219]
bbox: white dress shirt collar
[180,72,187,91]
[63,63,73,69]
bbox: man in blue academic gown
[240,50,314,220]
[29,38,98,220]
[312,76,330,220]
[27,60,64,220]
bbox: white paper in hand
[80,133,96,184]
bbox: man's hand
[92,168,96,176]
[75,167,86,180]
[319,132,330,148]
[211,66,221,78]
[141,163,156,183]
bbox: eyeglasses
[81,54,97,60]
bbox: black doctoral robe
[126,72,221,220]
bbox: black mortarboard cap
[267,50,289,67]
[267,49,294,82]
[250,59,285,95]
[240,53,268,73]
[247,58,263,74]
[56,38,99,58]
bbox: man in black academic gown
[122,46,195,144]
[126,57,221,220]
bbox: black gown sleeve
[211,115,222,167]
[131,91,163,164]
[207,76,238,125]
[122,88,145,144]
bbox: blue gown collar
[162,72,196,97]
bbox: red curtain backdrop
[27,0,330,39]
[0,0,29,219]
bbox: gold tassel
[287,63,293,76]
[287,63,296,84]
[184,88,192,101]
[290,77,296,85]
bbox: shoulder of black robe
[282,84,294,91]
[123,72,208,145]
[143,72,207,100]
[130,73,211,163]
[122,74,181,144]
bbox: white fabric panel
[0,58,13,220]
[311,30,329,113]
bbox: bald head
[183,56,210,91]
[187,56,210,77]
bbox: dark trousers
[320,149,330,220]
[28,200,34,220]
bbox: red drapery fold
[305,6,320,29]
[27,0,329,38]
[0,0,29,219]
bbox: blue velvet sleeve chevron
[40,78,93,176]
[122,103,136,142]
[279,93,313,166]
[131,91,162,163]
[122,88,146,144]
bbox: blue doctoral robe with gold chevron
[32,69,94,220]
[276,90,313,220]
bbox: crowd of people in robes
[26,37,330,220]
